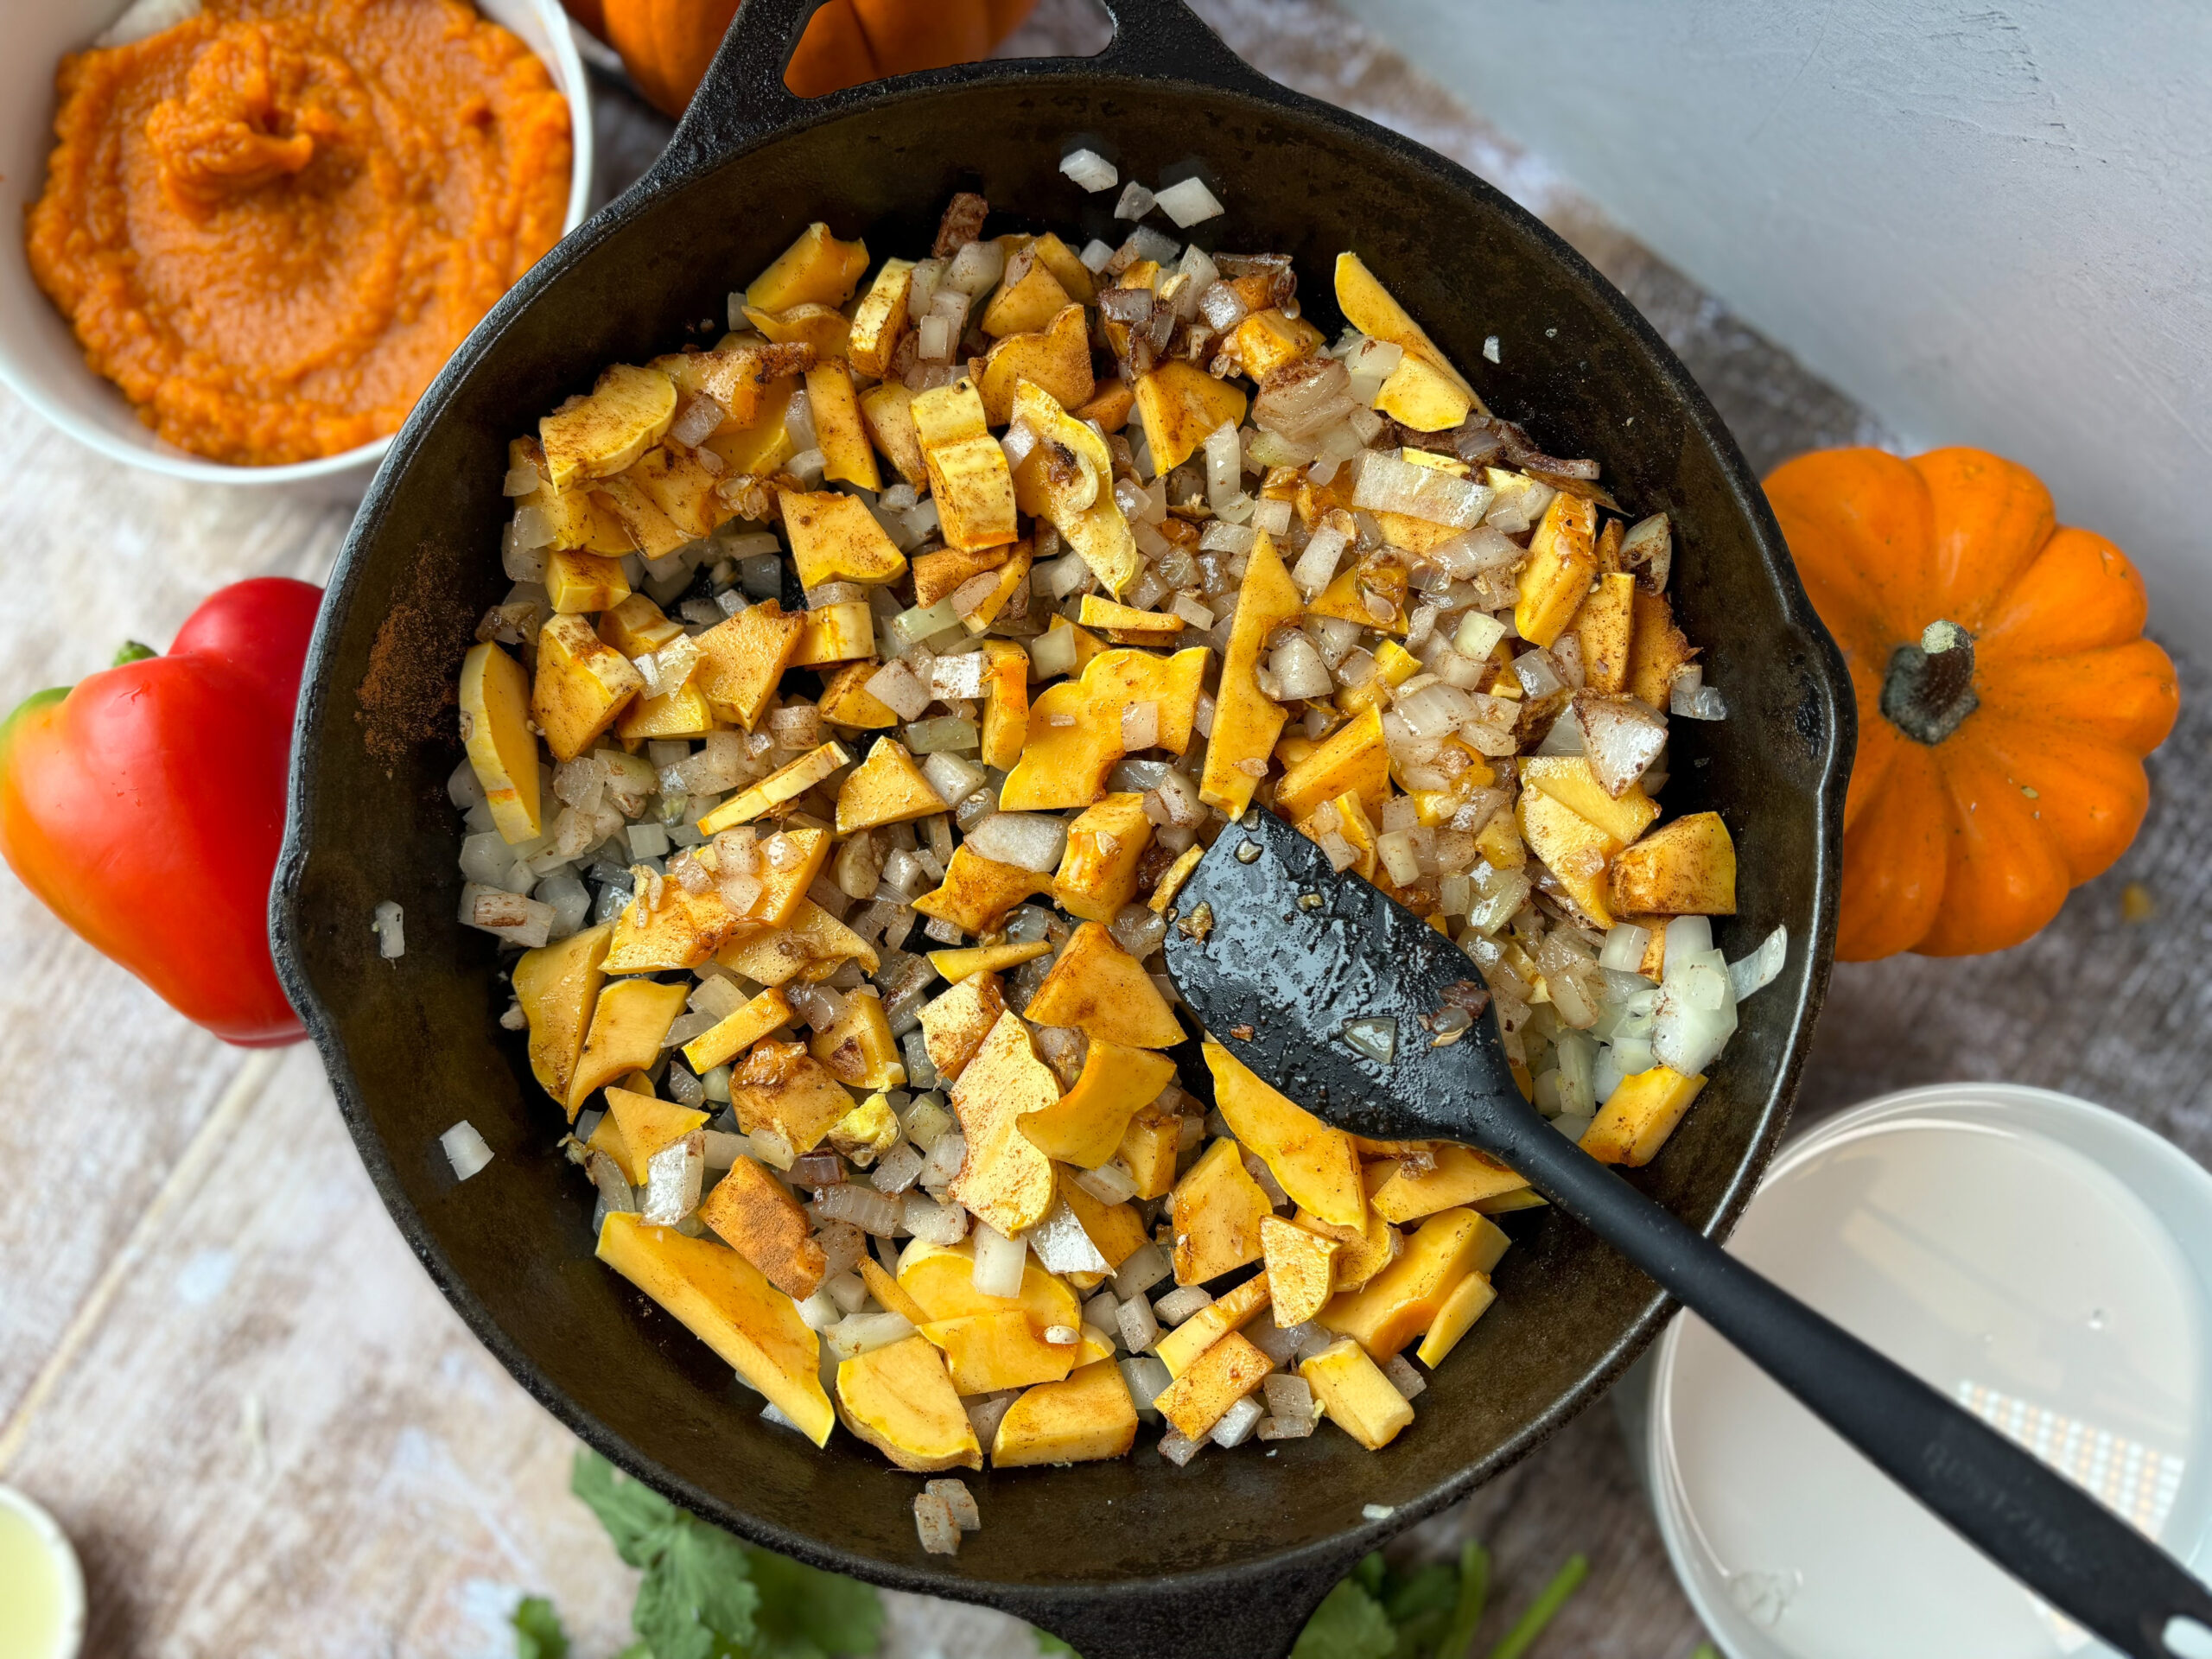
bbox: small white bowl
[0,0,594,499]
[0,1484,86,1659]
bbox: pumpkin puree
[26,0,572,467]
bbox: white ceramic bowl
[1636,1084,2212,1658]
[0,1484,86,1659]
[0,0,594,498]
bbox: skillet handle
[650,0,1278,184]
[1495,1115,2212,1659]
[1004,1541,1363,1659]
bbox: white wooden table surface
[3,3,2204,1656]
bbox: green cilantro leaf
[1383,1560,1460,1657]
[512,1595,569,1659]
[1033,1630,1077,1656]
[742,1547,885,1657]
[652,1518,762,1655]
[1293,1578,1398,1659]
[573,1451,682,1569]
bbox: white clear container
[1638,1084,2212,1657]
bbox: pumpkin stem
[1881,620,1979,745]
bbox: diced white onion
[1059,148,1119,192]
[1154,176,1225,226]
[970,1223,1028,1298]
[965,812,1068,874]
[440,1120,493,1182]
[1728,925,1788,1001]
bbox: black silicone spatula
[1161,806,2212,1659]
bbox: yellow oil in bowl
[0,1488,80,1659]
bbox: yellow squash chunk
[978,640,1030,772]
[604,881,746,976]
[1583,1065,1708,1167]
[543,548,631,615]
[791,601,875,667]
[977,303,1093,425]
[532,614,645,764]
[846,257,916,379]
[745,221,868,313]
[595,590,683,658]
[1476,810,1527,873]
[730,1037,857,1154]
[1052,793,1154,922]
[1310,558,1408,635]
[913,379,1018,551]
[1154,1272,1274,1378]
[568,976,688,1112]
[1118,1105,1181,1200]
[1027,232,1096,303]
[810,990,906,1090]
[589,474,688,559]
[958,542,1033,635]
[1262,1217,1341,1328]
[698,740,852,834]
[1609,813,1738,916]
[604,1085,709,1184]
[717,898,878,988]
[920,1311,1076,1395]
[682,986,794,1074]
[586,1106,635,1175]
[1628,587,1696,709]
[833,737,943,834]
[781,489,905,588]
[912,845,1054,934]
[1575,571,1636,695]
[616,680,715,744]
[992,1359,1137,1467]
[512,923,611,1112]
[1299,1205,1400,1295]
[897,1238,1080,1331]
[1319,1206,1507,1360]
[1516,788,1619,927]
[1000,646,1209,811]
[541,362,677,487]
[1198,531,1303,816]
[707,377,800,476]
[816,660,899,730]
[1133,361,1250,474]
[1518,755,1660,846]
[743,302,849,359]
[860,1255,929,1325]
[912,543,1009,607]
[857,381,927,489]
[803,363,881,491]
[1023,922,1184,1048]
[1333,252,1478,404]
[1514,492,1599,649]
[1010,378,1140,597]
[1368,1145,1528,1224]
[982,242,1074,337]
[1300,1338,1414,1451]
[1075,380,1133,430]
[919,971,1006,1083]
[1078,595,1184,645]
[1156,1331,1271,1441]
[1336,639,1421,720]
[686,339,814,429]
[1376,354,1473,432]
[1274,705,1389,823]
[1171,1138,1272,1286]
[626,443,724,541]
[1300,791,1379,881]
[1054,1167,1149,1268]
[509,435,626,552]
[460,642,542,842]
[1203,1041,1365,1229]
[1416,1270,1497,1368]
[928,939,1050,982]
[1229,308,1325,378]
[839,1335,982,1471]
[597,1211,832,1445]
[1020,1039,1176,1167]
[830,1091,902,1164]
[947,1011,1060,1238]
[695,601,803,731]
[1100,259,1161,359]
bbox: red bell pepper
[0,577,322,1046]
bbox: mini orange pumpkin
[1766,447,2178,960]
[569,0,1039,118]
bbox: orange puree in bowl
[26,0,572,467]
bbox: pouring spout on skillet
[1165,806,2212,1659]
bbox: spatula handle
[1497,1116,2212,1658]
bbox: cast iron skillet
[270,2,1853,1651]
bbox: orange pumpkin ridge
[1766,446,2179,961]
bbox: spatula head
[1160,808,1528,1147]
